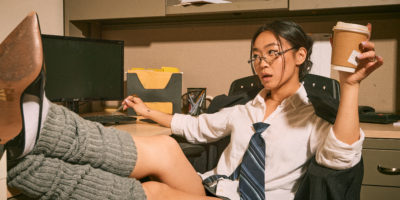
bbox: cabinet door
[289,0,400,10]
[166,0,288,15]
[65,0,165,21]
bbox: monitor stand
[64,100,80,113]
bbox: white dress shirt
[171,84,364,200]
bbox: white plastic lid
[332,21,370,36]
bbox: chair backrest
[206,75,262,114]
[228,74,340,100]
[302,74,340,100]
[228,75,263,96]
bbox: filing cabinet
[361,138,400,200]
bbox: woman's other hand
[122,95,150,117]
[122,95,173,127]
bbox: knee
[152,135,186,168]
[141,181,170,200]
[155,135,183,155]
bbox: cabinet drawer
[362,149,400,187]
[166,0,288,15]
[289,0,400,10]
[361,185,400,200]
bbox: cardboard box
[127,70,182,115]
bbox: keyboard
[83,115,137,124]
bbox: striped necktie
[239,122,269,200]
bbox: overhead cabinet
[289,0,400,10]
[166,0,288,15]
[65,0,165,21]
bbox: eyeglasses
[248,47,296,66]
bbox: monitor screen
[42,35,124,103]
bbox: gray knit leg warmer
[34,103,137,177]
[7,103,146,199]
[7,154,146,199]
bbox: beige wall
[0,0,64,42]
[102,16,399,113]
[102,23,256,98]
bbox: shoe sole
[0,12,43,144]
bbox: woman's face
[252,31,301,92]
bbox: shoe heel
[0,12,43,149]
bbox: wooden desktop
[2,122,400,199]
[360,123,400,139]
[112,118,171,136]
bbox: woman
[123,20,383,199]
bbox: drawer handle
[377,165,400,175]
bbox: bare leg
[130,135,219,199]
[131,135,203,194]
[142,181,221,200]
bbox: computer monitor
[41,34,124,113]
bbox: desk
[112,119,171,136]
[361,123,400,139]
[2,122,399,199]
[115,122,400,138]
[79,111,171,136]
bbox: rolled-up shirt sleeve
[171,107,234,144]
[316,127,364,170]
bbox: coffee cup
[331,22,370,73]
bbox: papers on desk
[177,0,232,6]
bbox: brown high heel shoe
[0,12,45,159]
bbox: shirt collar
[251,83,311,109]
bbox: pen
[114,94,138,113]
[115,104,125,113]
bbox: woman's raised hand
[339,23,384,85]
